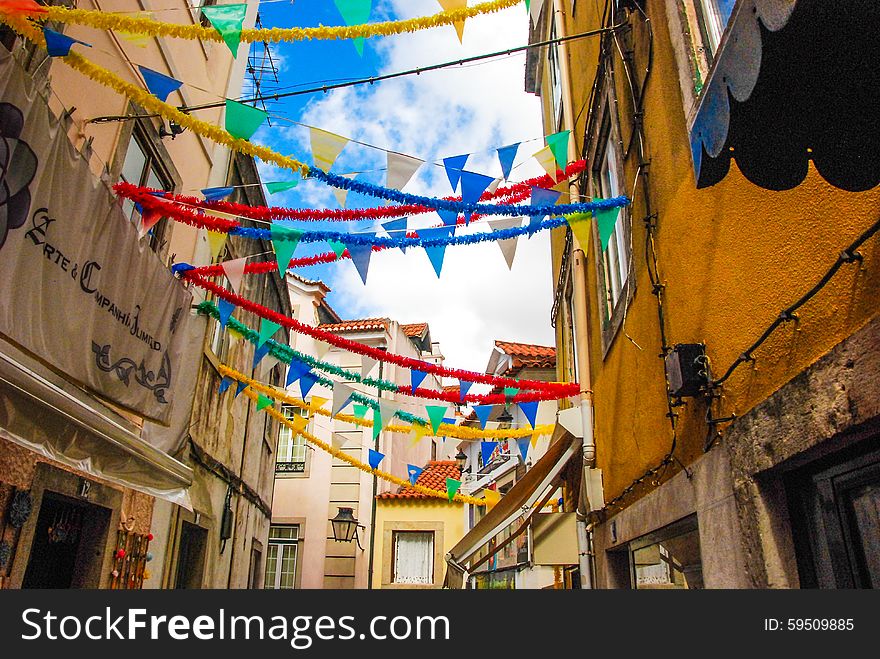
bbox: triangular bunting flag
[529,0,545,25]
[407,464,424,486]
[483,488,501,508]
[270,222,302,275]
[4,0,48,16]
[206,230,228,261]
[545,130,571,170]
[595,202,621,252]
[343,234,375,284]
[225,99,267,140]
[487,177,502,194]
[437,209,459,228]
[285,358,312,388]
[252,342,271,369]
[446,478,461,501]
[311,396,329,411]
[381,217,408,235]
[309,127,350,172]
[442,154,469,191]
[138,208,162,239]
[371,411,381,441]
[217,298,235,327]
[472,405,493,430]
[258,318,282,347]
[221,256,247,295]
[565,212,592,251]
[419,226,454,278]
[517,436,531,462]
[218,376,232,395]
[353,403,369,419]
[202,187,234,201]
[138,65,182,103]
[533,145,561,181]
[234,381,248,398]
[529,186,563,231]
[459,171,495,225]
[377,400,399,429]
[361,354,378,378]
[256,394,273,411]
[332,383,355,416]
[266,180,299,194]
[426,405,448,435]
[331,173,358,208]
[42,27,90,57]
[481,441,498,466]
[315,341,332,360]
[386,152,424,191]
[202,3,247,57]
[489,217,522,269]
[327,240,347,259]
[518,401,539,428]
[496,143,520,180]
[437,0,467,42]
[333,0,372,56]
[368,448,384,470]
[299,371,319,399]
[411,369,428,392]
[458,379,473,403]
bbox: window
[276,405,308,473]
[264,525,299,589]
[547,20,564,130]
[392,531,434,584]
[592,115,630,328]
[629,516,703,589]
[118,127,173,255]
[682,0,736,93]
[208,275,233,361]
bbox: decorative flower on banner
[0,103,37,249]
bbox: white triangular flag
[309,126,349,172]
[386,152,424,191]
[377,399,400,429]
[361,354,378,378]
[315,340,332,360]
[487,177,502,194]
[530,0,545,26]
[332,382,355,416]
[489,217,522,270]
[221,256,248,294]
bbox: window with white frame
[118,127,173,255]
[392,531,434,585]
[593,116,630,324]
[276,404,309,473]
[548,20,564,130]
[264,525,299,589]
[681,0,737,93]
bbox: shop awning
[690,0,880,191]
[0,337,193,508]
[443,425,581,588]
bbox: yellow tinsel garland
[219,364,554,441]
[40,0,522,45]
[247,390,486,506]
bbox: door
[174,521,207,589]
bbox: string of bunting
[242,389,486,505]
[222,364,553,441]
[183,271,573,393]
[198,301,576,404]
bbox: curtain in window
[394,532,434,584]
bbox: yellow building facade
[531,0,880,588]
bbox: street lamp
[330,507,364,550]
[454,449,468,473]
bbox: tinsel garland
[198,301,579,404]
[248,389,487,505]
[37,0,522,45]
[225,365,553,441]
[187,272,574,393]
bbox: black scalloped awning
[690,0,880,191]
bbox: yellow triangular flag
[311,396,329,411]
[206,230,227,261]
[437,0,466,43]
[566,213,592,252]
[483,489,501,509]
[309,127,349,172]
[331,172,358,208]
[533,145,560,182]
[291,414,308,433]
[531,431,542,448]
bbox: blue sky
[247,0,554,375]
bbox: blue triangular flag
[481,441,498,466]
[299,371,318,398]
[343,233,374,284]
[43,27,90,57]
[252,342,271,369]
[458,380,473,403]
[234,381,248,398]
[496,143,520,180]
[285,358,312,387]
[472,404,494,430]
[419,226,454,278]
[459,171,495,225]
[529,187,563,231]
[436,209,459,228]
[411,368,427,392]
[407,464,424,486]
[443,154,469,191]
[217,298,235,327]
[517,437,531,462]
[202,186,235,201]
[518,401,539,428]
[368,449,385,470]
[218,376,232,394]
[138,65,183,103]
[382,217,408,234]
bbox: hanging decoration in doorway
[110,529,151,590]
[8,491,32,528]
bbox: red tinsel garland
[185,271,579,395]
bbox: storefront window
[629,516,703,589]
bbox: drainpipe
[552,0,596,589]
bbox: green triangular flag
[371,410,381,440]
[225,99,267,141]
[271,223,302,274]
[256,394,273,411]
[426,405,448,435]
[503,386,519,398]
[266,181,299,194]
[565,213,592,251]
[258,318,282,347]
[594,199,621,252]
[353,403,369,419]
[202,4,247,57]
[333,0,372,56]
[545,130,571,170]
[328,240,347,258]
[446,477,461,501]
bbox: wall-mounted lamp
[159,119,186,140]
[454,449,468,473]
[329,507,364,550]
[496,406,514,426]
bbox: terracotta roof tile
[317,318,390,333]
[376,461,462,501]
[494,340,556,370]
[401,322,428,338]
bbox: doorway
[174,521,207,589]
[21,492,111,589]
